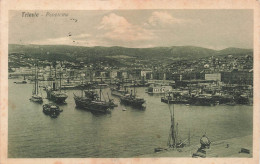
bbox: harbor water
[8,79,253,158]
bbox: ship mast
[53,61,57,90]
[33,61,39,95]
[49,64,52,78]
[81,73,84,97]
[59,62,62,92]
[36,63,38,95]
[167,97,177,148]
[100,86,102,101]
[34,63,37,95]
[133,81,136,97]
[54,61,57,79]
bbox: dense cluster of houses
[8,52,253,86]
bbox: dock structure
[9,72,34,77]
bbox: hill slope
[9,44,253,62]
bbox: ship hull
[111,90,124,97]
[46,89,68,103]
[120,97,145,107]
[42,104,62,118]
[235,96,249,104]
[74,96,110,113]
[30,96,43,104]
[161,97,188,104]
[189,97,216,106]
[212,95,234,104]
[110,88,126,97]
[14,81,27,84]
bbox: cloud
[30,33,96,46]
[98,13,154,41]
[145,11,193,28]
[31,37,72,45]
[30,33,114,47]
[27,12,202,48]
[71,33,91,39]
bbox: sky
[9,10,253,50]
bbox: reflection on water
[8,79,253,158]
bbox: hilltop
[8,44,253,65]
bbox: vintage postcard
[0,0,259,164]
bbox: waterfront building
[205,73,221,81]
[221,69,253,85]
[110,70,118,79]
[141,70,153,80]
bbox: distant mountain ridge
[9,44,253,62]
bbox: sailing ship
[155,98,188,153]
[120,82,145,107]
[30,63,43,103]
[74,88,112,113]
[166,102,185,149]
[45,62,68,103]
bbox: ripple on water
[8,80,253,157]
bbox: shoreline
[137,135,252,158]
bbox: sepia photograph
[1,0,260,163]
[7,9,254,158]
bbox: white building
[205,73,221,81]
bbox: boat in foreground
[42,103,63,118]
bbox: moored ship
[30,95,43,103]
[189,94,217,106]
[14,80,27,84]
[110,83,128,97]
[120,94,146,107]
[161,90,236,106]
[45,63,68,103]
[120,88,145,107]
[234,93,249,104]
[46,83,68,103]
[74,89,112,113]
[161,91,189,104]
[211,94,234,104]
[42,103,63,118]
[30,63,43,103]
[111,88,126,97]
[14,76,27,84]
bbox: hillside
[217,47,253,56]
[8,44,253,62]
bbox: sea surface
[8,79,253,158]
